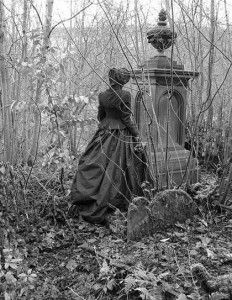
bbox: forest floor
[1,171,232,300]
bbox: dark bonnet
[109,68,130,86]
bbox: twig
[215,203,232,212]
[29,0,43,28]
[68,288,86,300]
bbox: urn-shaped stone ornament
[147,9,177,53]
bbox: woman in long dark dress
[70,68,153,224]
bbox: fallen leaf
[158,271,170,279]
[198,219,208,227]
[107,278,115,290]
[4,292,11,300]
[210,292,230,300]
[206,248,216,259]
[177,293,188,300]
[175,222,187,230]
[199,236,211,247]
[160,238,170,243]
[100,260,110,275]
[87,238,97,244]
[181,236,189,242]
[0,166,5,174]
[78,224,86,230]
[5,271,17,284]
[174,232,185,237]
[189,249,198,256]
[66,259,77,271]
[92,283,102,292]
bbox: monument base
[152,149,199,187]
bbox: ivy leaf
[135,287,152,299]
[124,276,135,294]
[5,271,17,284]
[100,260,110,275]
[135,268,148,280]
[107,279,115,291]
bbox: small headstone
[150,189,196,231]
[127,189,196,241]
[127,197,151,241]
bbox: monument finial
[158,9,167,24]
[147,10,177,54]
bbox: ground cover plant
[1,168,232,299]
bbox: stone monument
[131,9,199,187]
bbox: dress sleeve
[119,92,139,137]
[97,104,106,122]
[97,94,106,122]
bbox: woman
[70,68,153,224]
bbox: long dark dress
[70,86,152,223]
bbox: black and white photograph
[1,0,232,299]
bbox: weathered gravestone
[127,197,151,241]
[127,189,197,241]
[130,9,200,186]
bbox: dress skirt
[70,128,152,223]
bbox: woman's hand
[134,136,141,143]
[134,136,145,153]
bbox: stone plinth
[130,59,199,186]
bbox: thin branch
[29,0,43,28]
[200,62,232,114]
[48,2,93,39]
[175,0,232,63]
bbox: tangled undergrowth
[0,166,232,300]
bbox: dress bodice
[97,87,139,137]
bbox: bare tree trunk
[223,0,232,164]
[69,0,75,155]
[0,0,13,162]
[21,0,29,164]
[134,0,139,65]
[194,0,205,168]
[10,0,18,164]
[197,0,205,119]
[27,0,54,165]
[206,0,215,130]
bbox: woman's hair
[109,68,130,86]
